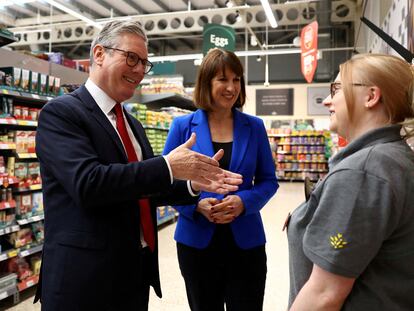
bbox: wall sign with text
[307,86,330,115]
[202,24,236,55]
[256,88,294,116]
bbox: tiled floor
[2,182,305,311]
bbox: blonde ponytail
[401,64,414,139]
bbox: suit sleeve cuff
[162,156,173,184]
[187,181,200,197]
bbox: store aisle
[4,182,304,311]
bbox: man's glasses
[330,82,368,98]
[103,46,153,74]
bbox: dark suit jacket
[35,85,196,310]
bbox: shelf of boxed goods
[268,132,330,182]
[0,87,53,104]
[0,243,43,262]
[0,87,46,304]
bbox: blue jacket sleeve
[162,118,198,220]
[235,121,278,215]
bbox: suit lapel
[74,85,127,161]
[230,109,250,172]
[191,110,215,157]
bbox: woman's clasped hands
[196,196,244,224]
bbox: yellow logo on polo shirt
[330,233,348,249]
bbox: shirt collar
[85,78,118,115]
[330,124,403,168]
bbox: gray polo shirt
[287,125,414,310]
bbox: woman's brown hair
[193,48,246,111]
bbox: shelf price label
[26,280,34,287]
[20,250,29,257]
[0,291,8,300]
[7,250,17,258]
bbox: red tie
[114,103,155,252]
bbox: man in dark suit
[34,20,242,311]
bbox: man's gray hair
[89,20,147,65]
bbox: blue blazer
[35,85,197,310]
[163,109,278,250]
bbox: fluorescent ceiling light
[0,0,37,7]
[149,47,357,63]
[150,49,300,63]
[43,0,103,29]
[13,28,52,34]
[259,0,278,28]
[150,53,203,62]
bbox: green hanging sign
[202,23,236,55]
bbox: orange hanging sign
[301,21,319,83]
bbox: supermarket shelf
[140,93,195,111]
[0,175,20,186]
[278,178,319,182]
[0,249,18,262]
[16,214,44,225]
[19,244,43,258]
[277,169,328,173]
[0,284,18,302]
[157,213,175,226]
[277,160,327,163]
[0,87,52,104]
[15,153,37,159]
[0,243,43,262]
[15,120,38,127]
[13,184,42,193]
[143,125,169,131]
[277,151,325,155]
[0,200,16,210]
[0,225,20,237]
[0,118,37,128]
[268,134,324,138]
[0,118,17,125]
[0,143,16,150]
[277,143,325,146]
[17,275,39,292]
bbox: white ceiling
[0,0,358,60]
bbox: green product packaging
[40,74,47,95]
[21,69,30,92]
[30,71,39,94]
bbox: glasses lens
[127,53,139,67]
[144,60,153,73]
[331,82,341,98]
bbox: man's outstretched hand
[166,133,243,194]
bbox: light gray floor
[3,182,304,311]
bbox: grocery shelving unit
[268,131,330,182]
[126,93,194,227]
[0,87,46,305]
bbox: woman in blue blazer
[163,49,278,311]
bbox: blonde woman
[287,54,414,311]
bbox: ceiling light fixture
[250,35,258,47]
[43,0,103,29]
[259,0,278,28]
[235,10,242,23]
[0,0,36,7]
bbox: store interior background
[0,0,413,309]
